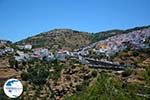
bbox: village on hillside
[0,28,149,67]
[0,27,150,99]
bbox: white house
[44,52,55,61]
[32,48,49,60]
[14,51,30,62]
[56,50,70,61]
[5,47,14,52]
[24,45,32,50]
[18,44,32,50]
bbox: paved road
[83,57,125,70]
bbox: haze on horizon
[0,0,150,42]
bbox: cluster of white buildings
[17,44,32,50]
[0,47,14,56]
[31,48,54,61]
[14,45,90,62]
[14,46,75,62]
[2,28,150,63]
[56,50,71,61]
[14,48,54,62]
[14,51,30,62]
[94,28,150,55]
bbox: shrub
[76,84,84,92]
[132,51,139,57]
[91,70,98,77]
[122,68,133,77]
[21,71,29,81]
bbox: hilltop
[16,29,92,51]
[15,25,150,51]
[0,39,12,48]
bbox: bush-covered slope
[16,29,92,51]
[15,25,150,51]
[66,48,150,100]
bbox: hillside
[0,25,150,100]
[15,25,150,51]
[92,25,150,42]
[92,29,124,42]
[16,29,92,51]
[67,48,150,100]
[0,39,12,48]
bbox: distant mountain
[0,39,12,47]
[0,39,12,44]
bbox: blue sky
[0,0,150,42]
